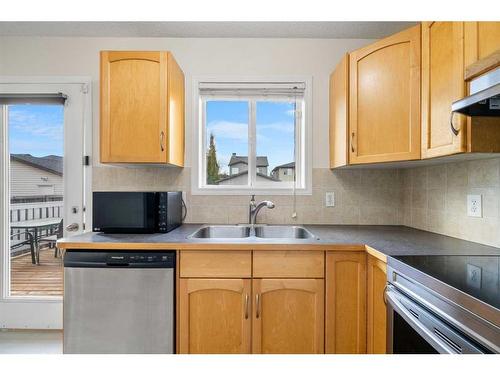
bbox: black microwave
[92,192,182,234]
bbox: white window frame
[191,76,312,196]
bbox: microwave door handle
[386,288,456,354]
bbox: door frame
[0,76,92,329]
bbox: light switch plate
[325,192,335,207]
[466,264,482,289]
[467,194,482,217]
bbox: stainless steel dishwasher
[63,250,175,354]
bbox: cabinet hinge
[81,84,89,94]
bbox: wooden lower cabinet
[367,255,388,354]
[325,252,367,353]
[178,278,251,354]
[252,278,324,354]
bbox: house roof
[215,170,279,184]
[228,154,269,167]
[272,162,295,173]
[10,154,63,176]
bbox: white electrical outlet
[325,192,335,207]
[467,194,482,217]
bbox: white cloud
[207,121,248,141]
[9,108,63,140]
[285,109,295,117]
[258,122,295,133]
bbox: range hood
[452,67,500,116]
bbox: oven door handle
[385,287,485,354]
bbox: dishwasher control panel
[64,250,176,268]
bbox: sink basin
[189,225,316,240]
[189,225,251,239]
[254,225,315,239]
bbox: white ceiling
[0,22,417,39]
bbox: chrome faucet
[249,195,275,225]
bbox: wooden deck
[10,248,63,296]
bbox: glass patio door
[0,81,91,329]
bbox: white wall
[0,36,374,168]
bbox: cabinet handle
[255,294,261,319]
[244,294,249,320]
[450,112,460,136]
[160,131,165,152]
[383,284,388,306]
[351,131,355,153]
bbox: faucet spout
[249,197,275,225]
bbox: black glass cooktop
[394,255,500,310]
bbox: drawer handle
[244,294,249,320]
[255,294,261,319]
[160,131,165,152]
[450,112,460,136]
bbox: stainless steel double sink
[188,225,317,240]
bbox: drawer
[180,250,252,278]
[253,251,324,278]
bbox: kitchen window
[193,79,312,195]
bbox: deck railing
[10,201,63,255]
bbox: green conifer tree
[206,133,220,184]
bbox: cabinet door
[421,22,466,159]
[349,25,421,164]
[179,278,251,354]
[325,252,366,353]
[252,279,324,354]
[464,22,500,68]
[166,53,185,167]
[329,54,349,168]
[100,51,167,163]
[367,255,387,354]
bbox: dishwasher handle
[64,250,176,268]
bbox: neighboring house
[217,170,279,185]
[10,154,63,203]
[217,153,279,185]
[271,162,295,182]
[228,153,269,176]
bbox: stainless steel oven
[386,256,500,354]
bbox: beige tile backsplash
[93,157,500,248]
[92,166,402,226]
[401,157,500,248]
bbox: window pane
[256,101,295,184]
[8,104,64,297]
[205,100,249,185]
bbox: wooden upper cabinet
[464,22,500,68]
[421,22,467,159]
[349,25,421,164]
[100,51,185,165]
[325,252,366,354]
[329,54,349,168]
[367,255,387,354]
[252,279,324,354]
[179,278,251,354]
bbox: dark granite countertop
[58,224,500,258]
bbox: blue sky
[206,100,295,174]
[8,104,64,157]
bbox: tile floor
[0,330,62,354]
